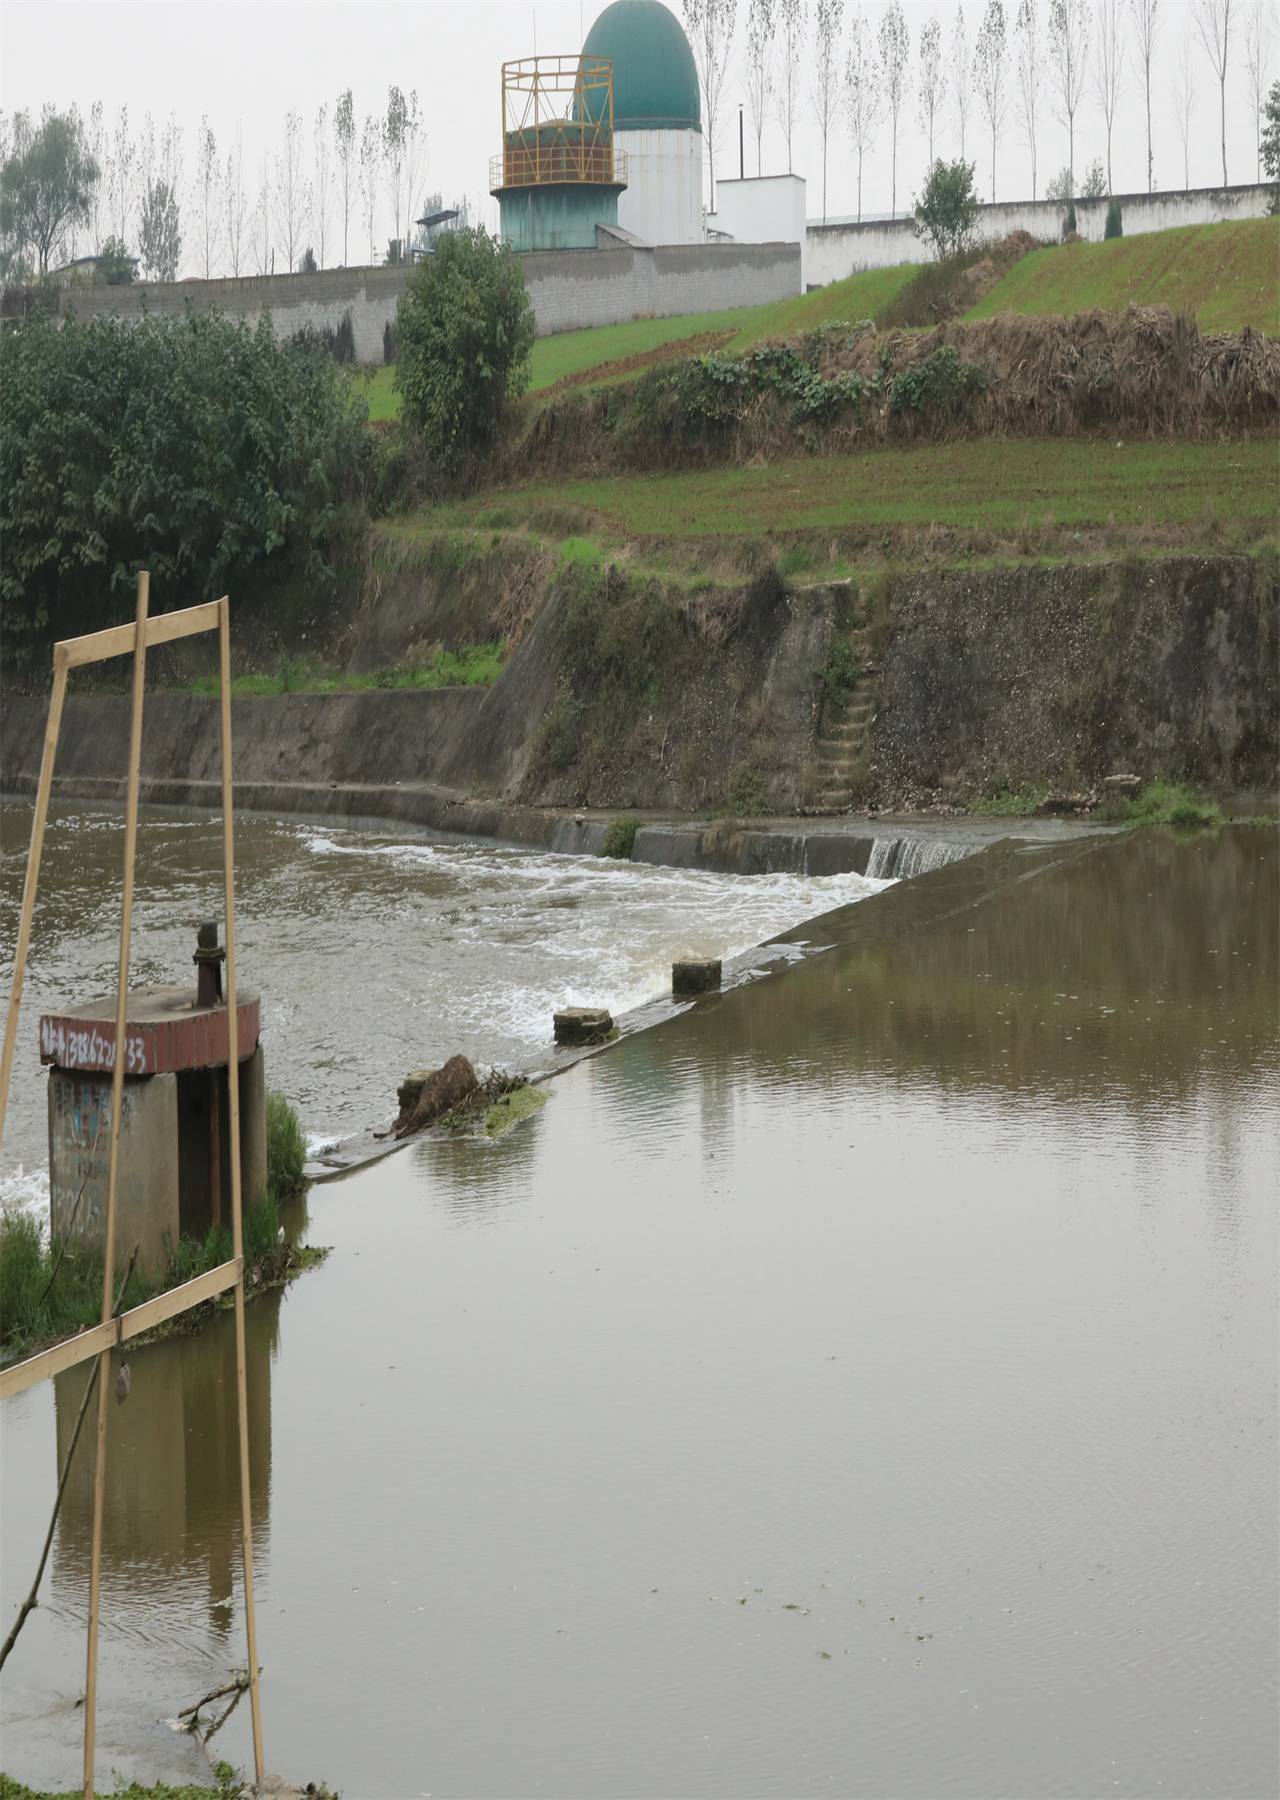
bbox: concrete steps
[809,623,879,815]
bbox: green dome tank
[577,0,702,132]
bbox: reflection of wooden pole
[0,647,68,1143]
[209,1069,222,1231]
[220,597,265,1779]
[83,569,150,1799]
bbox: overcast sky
[0,0,1270,277]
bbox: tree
[684,0,738,206]
[1244,0,1275,182]
[1127,0,1158,191]
[394,227,535,467]
[918,15,948,165]
[951,5,972,157]
[0,108,99,278]
[253,154,272,276]
[776,0,807,171]
[300,245,317,273]
[1047,0,1089,188]
[95,234,134,283]
[1262,75,1280,205]
[1015,0,1043,194]
[401,92,426,250]
[139,176,181,281]
[226,134,248,277]
[335,89,356,265]
[1092,0,1123,192]
[878,0,910,214]
[313,104,331,269]
[845,6,882,218]
[1045,162,1074,197]
[1172,38,1197,187]
[274,109,310,272]
[359,114,380,264]
[912,155,980,255]
[87,100,106,252]
[194,116,219,278]
[1193,0,1234,186]
[1080,154,1107,193]
[383,86,408,253]
[813,0,846,221]
[746,0,776,173]
[974,0,1007,199]
[108,104,135,246]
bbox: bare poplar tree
[1015,0,1043,193]
[974,0,1008,198]
[919,14,947,165]
[312,105,330,268]
[86,100,105,252]
[1092,0,1124,191]
[335,88,356,264]
[878,0,910,215]
[253,153,272,275]
[776,0,807,170]
[1127,0,1158,190]
[225,132,248,276]
[1048,0,1089,188]
[383,86,408,258]
[846,5,883,216]
[359,113,380,263]
[684,0,738,206]
[1244,0,1275,180]
[109,104,135,246]
[1172,34,1197,186]
[812,0,846,220]
[402,92,426,250]
[951,4,972,156]
[1193,0,1234,186]
[747,0,776,172]
[194,116,219,278]
[274,108,310,272]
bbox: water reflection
[50,1293,278,1647]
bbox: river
[1,813,1275,1797]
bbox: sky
[0,0,1272,278]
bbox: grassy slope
[353,263,916,419]
[966,218,1280,334]
[431,439,1276,540]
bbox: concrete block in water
[554,1007,614,1047]
[673,959,722,997]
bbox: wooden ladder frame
[0,574,266,1794]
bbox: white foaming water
[0,809,896,1190]
[864,835,976,880]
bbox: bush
[96,234,135,284]
[911,158,981,261]
[266,1089,307,1196]
[1063,202,1078,238]
[394,227,535,470]
[1080,158,1108,198]
[1104,198,1123,239]
[602,814,641,859]
[889,346,986,417]
[726,764,769,817]
[0,309,367,665]
[383,318,398,364]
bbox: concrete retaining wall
[805,182,1273,283]
[39,240,800,363]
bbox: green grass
[350,363,400,422]
[0,1775,244,1800]
[433,439,1277,541]
[1092,779,1223,827]
[189,642,505,697]
[966,218,1280,334]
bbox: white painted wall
[805,182,1274,286]
[706,175,808,286]
[615,127,704,246]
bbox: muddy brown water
[0,816,1276,1798]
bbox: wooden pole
[0,648,68,1143]
[83,569,150,1798]
[220,597,265,1779]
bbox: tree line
[686,0,1276,221]
[0,89,472,285]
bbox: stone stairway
[814,624,877,813]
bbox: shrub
[394,227,535,469]
[1104,198,1123,239]
[266,1090,307,1196]
[911,158,981,261]
[300,246,317,273]
[1080,158,1108,198]
[889,345,986,417]
[0,308,367,665]
[602,814,641,858]
[95,234,135,284]
[726,764,769,817]
[1063,202,1078,238]
[383,318,398,364]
